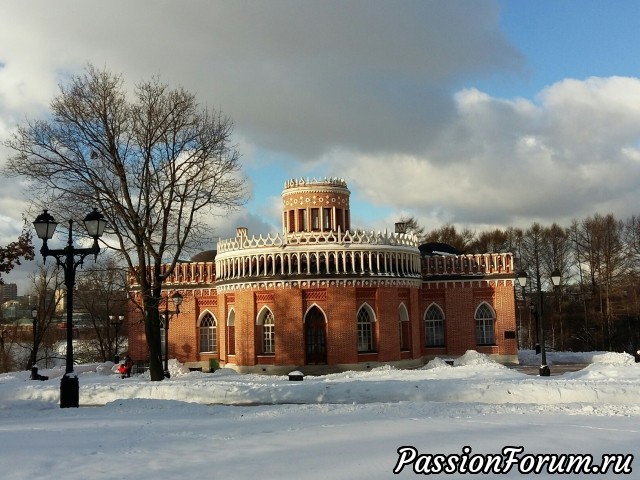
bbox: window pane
[298,209,306,231]
[262,311,275,354]
[357,308,373,352]
[424,306,445,346]
[425,320,444,346]
[323,208,331,230]
[227,310,236,356]
[400,320,410,351]
[199,313,217,353]
[475,304,495,344]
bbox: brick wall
[127,278,517,369]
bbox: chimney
[395,222,408,234]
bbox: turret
[282,177,351,235]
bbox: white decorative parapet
[217,228,419,254]
[214,228,423,282]
[217,232,284,253]
[423,253,513,276]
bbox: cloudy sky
[1,0,640,292]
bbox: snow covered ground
[1,351,638,479]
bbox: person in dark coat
[123,355,134,378]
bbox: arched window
[475,303,496,345]
[199,312,217,353]
[357,304,376,353]
[399,303,410,351]
[257,308,275,355]
[227,309,236,356]
[424,304,445,347]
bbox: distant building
[0,284,17,304]
[128,178,518,373]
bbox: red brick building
[128,178,518,373]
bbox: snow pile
[453,349,504,367]
[590,351,635,365]
[166,359,192,376]
[420,350,503,370]
[421,357,453,370]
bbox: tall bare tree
[622,216,640,349]
[542,223,571,350]
[395,216,425,239]
[423,223,475,252]
[469,228,513,253]
[624,214,640,274]
[519,223,545,348]
[572,214,626,350]
[26,264,64,369]
[4,65,246,380]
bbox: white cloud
[327,76,640,230]
[0,0,521,159]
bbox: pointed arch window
[305,305,327,364]
[199,312,217,353]
[357,304,376,353]
[424,305,445,347]
[475,303,496,345]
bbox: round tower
[282,178,351,234]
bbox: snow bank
[519,349,636,365]
[5,350,639,409]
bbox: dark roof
[190,250,217,262]
[419,242,462,256]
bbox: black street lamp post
[31,306,38,366]
[109,314,124,362]
[33,208,107,408]
[517,268,561,377]
[163,291,183,379]
[515,271,528,350]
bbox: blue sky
[487,1,640,99]
[1,0,640,291]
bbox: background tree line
[401,213,640,354]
